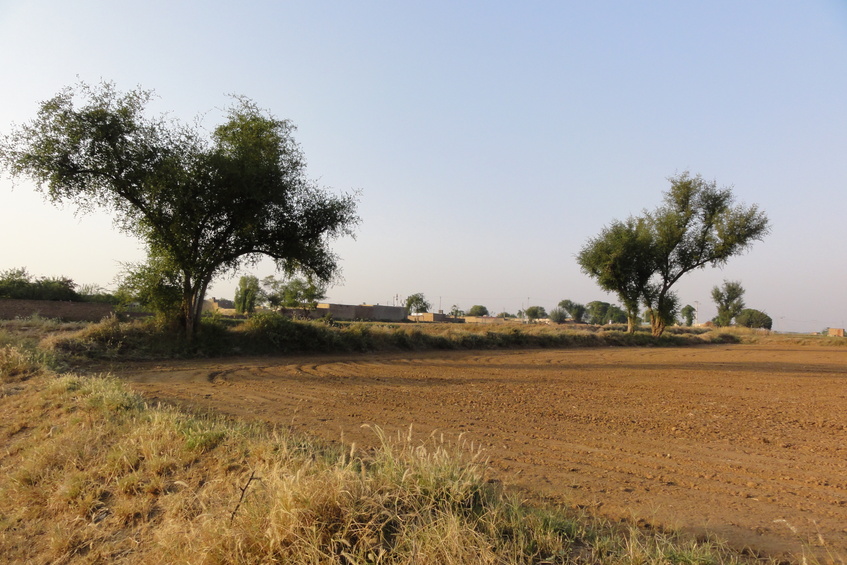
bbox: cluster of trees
[0,267,118,303]
[1,81,358,339]
[711,280,772,329]
[577,173,770,336]
[233,275,326,316]
[551,300,628,325]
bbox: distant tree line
[0,267,118,303]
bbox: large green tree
[234,275,262,315]
[711,280,745,327]
[578,173,770,337]
[0,82,358,338]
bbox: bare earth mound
[120,344,847,560]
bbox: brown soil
[119,344,847,560]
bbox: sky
[1,1,845,333]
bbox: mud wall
[0,298,114,322]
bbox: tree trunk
[650,313,666,337]
[188,280,210,339]
[626,316,637,334]
[180,276,209,343]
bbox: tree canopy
[261,275,327,314]
[234,275,262,315]
[405,293,430,314]
[548,307,568,324]
[680,304,696,327]
[711,280,745,327]
[0,82,358,337]
[576,217,654,332]
[736,308,773,330]
[0,267,79,301]
[558,299,586,323]
[467,305,489,317]
[577,173,769,336]
[524,306,547,322]
[585,301,627,326]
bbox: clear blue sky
[2,1,845,332]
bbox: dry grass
[39,314,743,362]
[706,326,847,347]
[0,370,761,564]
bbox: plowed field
[120,344,847,560]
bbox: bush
[735,308,773,330]
[548,307,568,324]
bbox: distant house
[215,298,235,309]
[200,299,408,322]
[202,297,238,315]
[827,327,845,337]
[318,303,407,322]
[462,316,507,325]
[407,311,455,323]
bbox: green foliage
[405,293,431,314]
[524,305,547,322]
[648,292,681,331]
[449,304,465,317]
[711,280,745,327]
[736,308,772,330]
[558,299,586,323]
[0,267,79,301]
[466,304,489,317]
[577,217,653,334]
[584,301,627,325]
[548,307,568,324]
[116,258,183,325]
[579,172,770,336]
[78,285,120,304]
[261,275,326,313]
[0,81,358,338]
[680,304,696,326]
[233,275,261,315]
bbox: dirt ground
[119,344,847,560]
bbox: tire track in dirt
[120,345,847,560]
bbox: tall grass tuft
[0,345,42,382]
